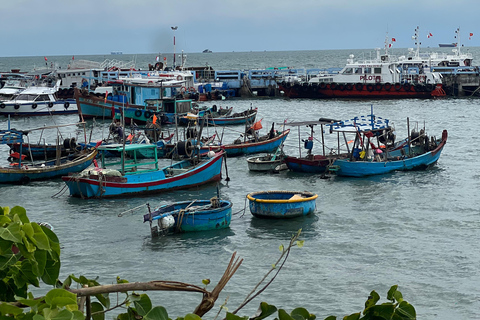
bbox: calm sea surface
[1,50,480,319]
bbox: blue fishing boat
[247,190,318,218]
[143,198,232,236]
[61,143,224,198]
[0,126,97,184]
[327,111,448,177]
[201,125,290,157]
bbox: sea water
[1,50,480,319]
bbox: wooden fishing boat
[0,148,97,184]
[61,143,224,199]
[247,190,318,219]
[0,125,97,184]
[246,146,286,172]
[206,107,257,126]
[327,111,447,177]
[8,138,78,161]
[283,118,345,174]
[143,198,232,237]
[201,126,290,157]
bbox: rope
[232,196,248,217]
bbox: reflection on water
[247,213,319,240]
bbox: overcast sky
[1,0,478,57]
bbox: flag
[251,119,263,131]
[427,32,433,38]
[152,114,158,125]
[391,38,396,42]
[104,91,108,103]
[163,57,167,61]
[156,56,160,62]
[44,56,47,61]
[470,32,474,40]
[72,55,75,60]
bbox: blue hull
[62,152,224,198]
[247,190,318,218]
[0,149,97,184]
[332,131,447,177]
[201,129,290,157]
[144,200,232,235]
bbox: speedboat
[0,80,77,116]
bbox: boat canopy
[329,114,390,133]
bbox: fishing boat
[206,107,257,126]
[278,34,446,99]
[201,121,290,157]
[327,111,448,177]
[0,123,97,184]
[246,146,286,172]
[8,137,78,161]
[0,80,77,116]
[247,190,318,218]
[143,197,232,237]
[61,143,224,199]
[75,76,196,124]
[283,118,346,174]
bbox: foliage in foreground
[0,205,416,319]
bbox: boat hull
[279,82,445,99]
[206,110,257,126]
[0,99,77,116]
[144,200,232,235]
[201,129,290,157]
[284,155,331,173]
[0,149,97,184]
[62,152,224,198]
[247,156,285,172]
[247,190,317,218]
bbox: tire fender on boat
[64,102,70,109]
[0,103,5,109]
[134,109,142,117]
[14,104,20,110]
[48,102,54,108]
[32,103,37,109]
[144,111,152,119]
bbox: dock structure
[432,66,480,97]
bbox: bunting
[427,32,433,38]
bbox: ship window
[364,67,371,74]
[343,68,353,74]
[35,95,50,102]
[374,68,381,74]
[355,68,362,74]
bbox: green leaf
[95,293,110,309]
[72,310,85,320]
[363,290,380,312]
[91,301,105,320]
[387,285,398,302]
[364,304,395,319]
[0,223,23,243]
[32,223,51,251]
[0,302,24,316]
[33,313,46,320]
[251,302,278,320]
[49,308,73,320]
[291,307,315,320]
[279,244,284,252]
[10,206,29,224]
[44,289,77,308]
[278,309,295,320]
[342,313,360,320]
[0,253,19,271]
[226,312,249,320]
[133,294,152,316]
[323,316,336,320]
[184,314,202,320]
[0,215,12,226]
[143,306,169,320]
[296,240,305,248]
[393,290,404,304]
[41,253,60,286]
[394,301,416,319]
[34,250,47,277]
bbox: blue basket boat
[143,198,232,237]
[247,190,318,219]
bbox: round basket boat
[246,190,318,219]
